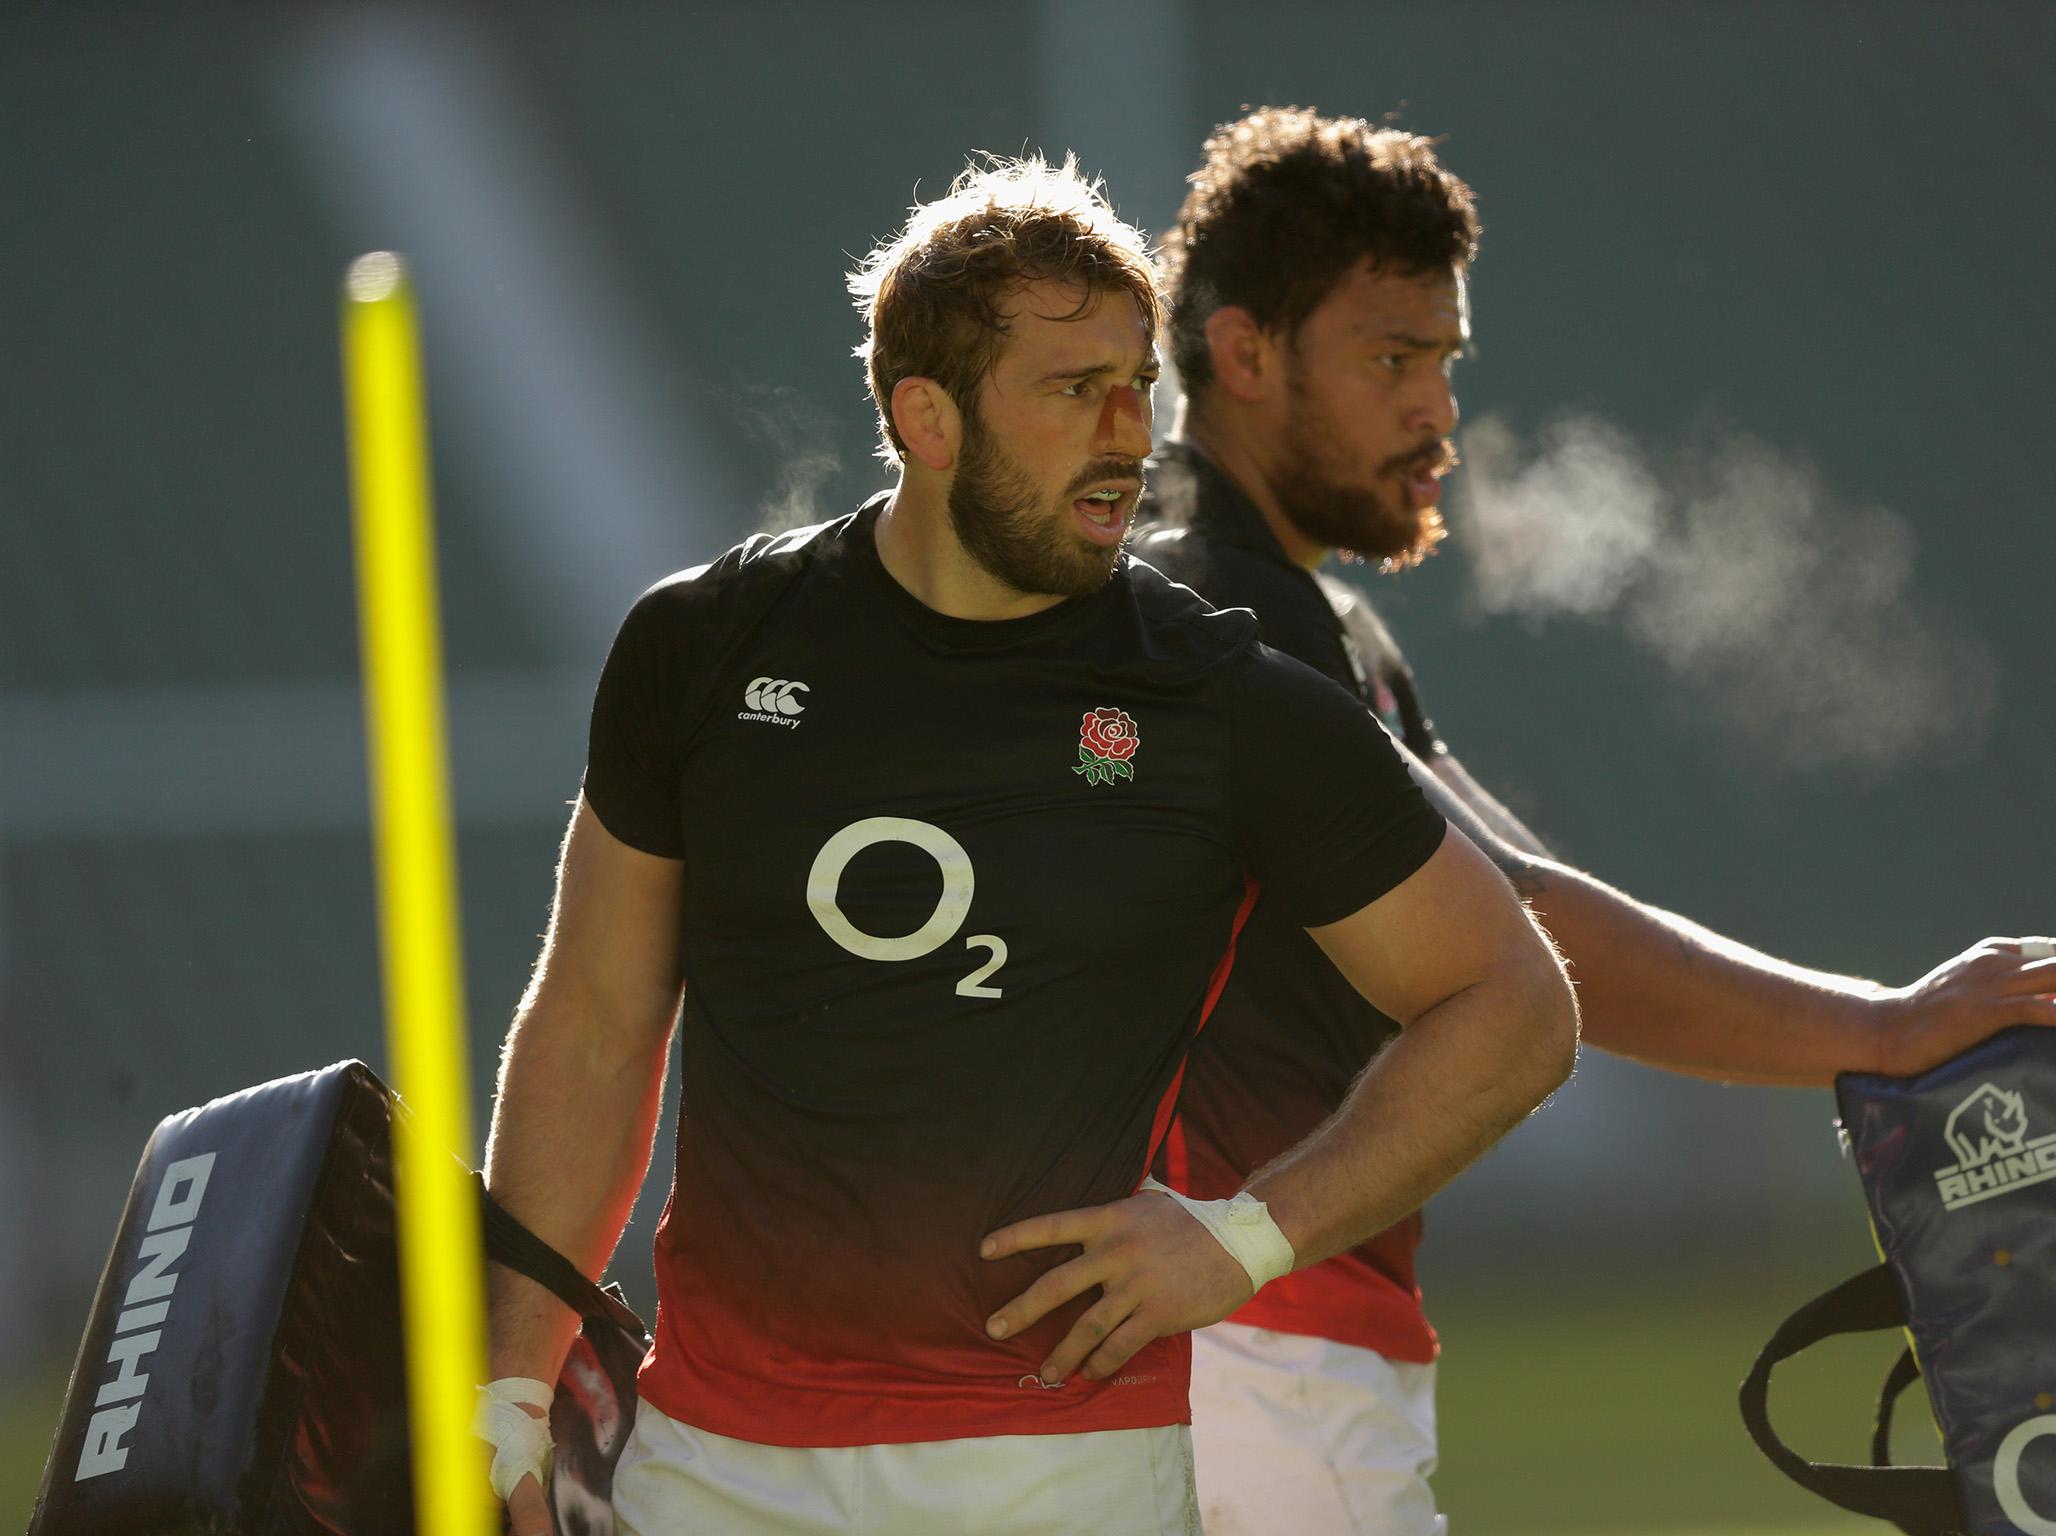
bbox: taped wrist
[473,1377,554,1501]
[1140,1176,1296,1292]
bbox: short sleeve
[1227,643,1447,927]
[583,584,689,858]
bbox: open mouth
[1072,485,1135,546]
[1397,446,1456,510]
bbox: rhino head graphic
[1944,1083,2031,1169]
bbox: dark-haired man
[476,154,1576,1536]
[1134,106,2056,1534]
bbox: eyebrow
[1039,358,1163,383]
[1372,331,1467,350]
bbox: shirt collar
[1149,438,1296,567]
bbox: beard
[1273,368,1452,570]
[947,404,1132,598]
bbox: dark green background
[5,4,2049,1527]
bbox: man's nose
[1098,383,1153,458]
[1406,376,1458,439]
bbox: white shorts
[611,1397,1200,1536]
[1189,1321,1445,1536]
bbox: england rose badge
[1074,706,1140,786]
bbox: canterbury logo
[744,677,810,716]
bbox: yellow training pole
[340,250,495,1536]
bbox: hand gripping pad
[28,1059,412,1535]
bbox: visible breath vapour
[732,386,843,534]
[1456,415,1994,770]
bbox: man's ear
[890,377,961,471]
[1202,306,1279,403]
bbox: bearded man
[1133,105,2056,1535]
[474,152,1576,1536]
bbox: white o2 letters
[806,816,1006,996]
[1996,1413,2056,1535]
[957,935,1007,999]
[807,817,972,961]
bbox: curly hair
[1163,107,1480,394]
[849,154,1160,464]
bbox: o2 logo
[1997,1413,2056,1535]
[805,817,1007,998]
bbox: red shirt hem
[1229,1264,1438,1363]
[635,1340,1193,1448]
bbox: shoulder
[619,512,857,638]
[1119,551,1261,660]
[594,515,861,754]
[1135,518,1363,696]
[656,512,854,602]
[1231,632,1366,711]
[1133,520,1319,621]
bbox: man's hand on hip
[980,1187,1254,1385]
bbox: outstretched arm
[1399,737,2056,1083]
[981,825,1577,1382]
[1322,573,2048,1077]
[1506,854,2051,1084]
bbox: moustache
[1063,459,1146,497]
[1384,438,1460,480]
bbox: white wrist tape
[473,1377,554,1501]
[2021,938,2055,960]
[1141,1176,1296,1292]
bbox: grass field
[9,1276,1930,1531]
[1430,1275,1925,1533]
[7,1376,62,1527]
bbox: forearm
[1396,739,1883,1086]
[1516,856,1882,1086]
[483,988,675,1382]
[1245,945,1575,1269]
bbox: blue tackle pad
[1743,1024,2056,1535]
[28,1060,649,1536]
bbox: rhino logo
[1945,1083,2031,1169]
[1935,1081,2056,1212]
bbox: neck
[1173,393,1329,570]
[872,475,1067,621]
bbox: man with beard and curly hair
[475,152,1578,1536]
[1132,105,2056,1535]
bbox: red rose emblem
[1080,707,1140,761]
[1074,707,1140,785]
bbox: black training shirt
[584,495,1445,1443]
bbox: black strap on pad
[1738,1262,1964,1535]
[479,1179,647,1344]
[477,1178,651,1536]
[1874,1346,1925,1470]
